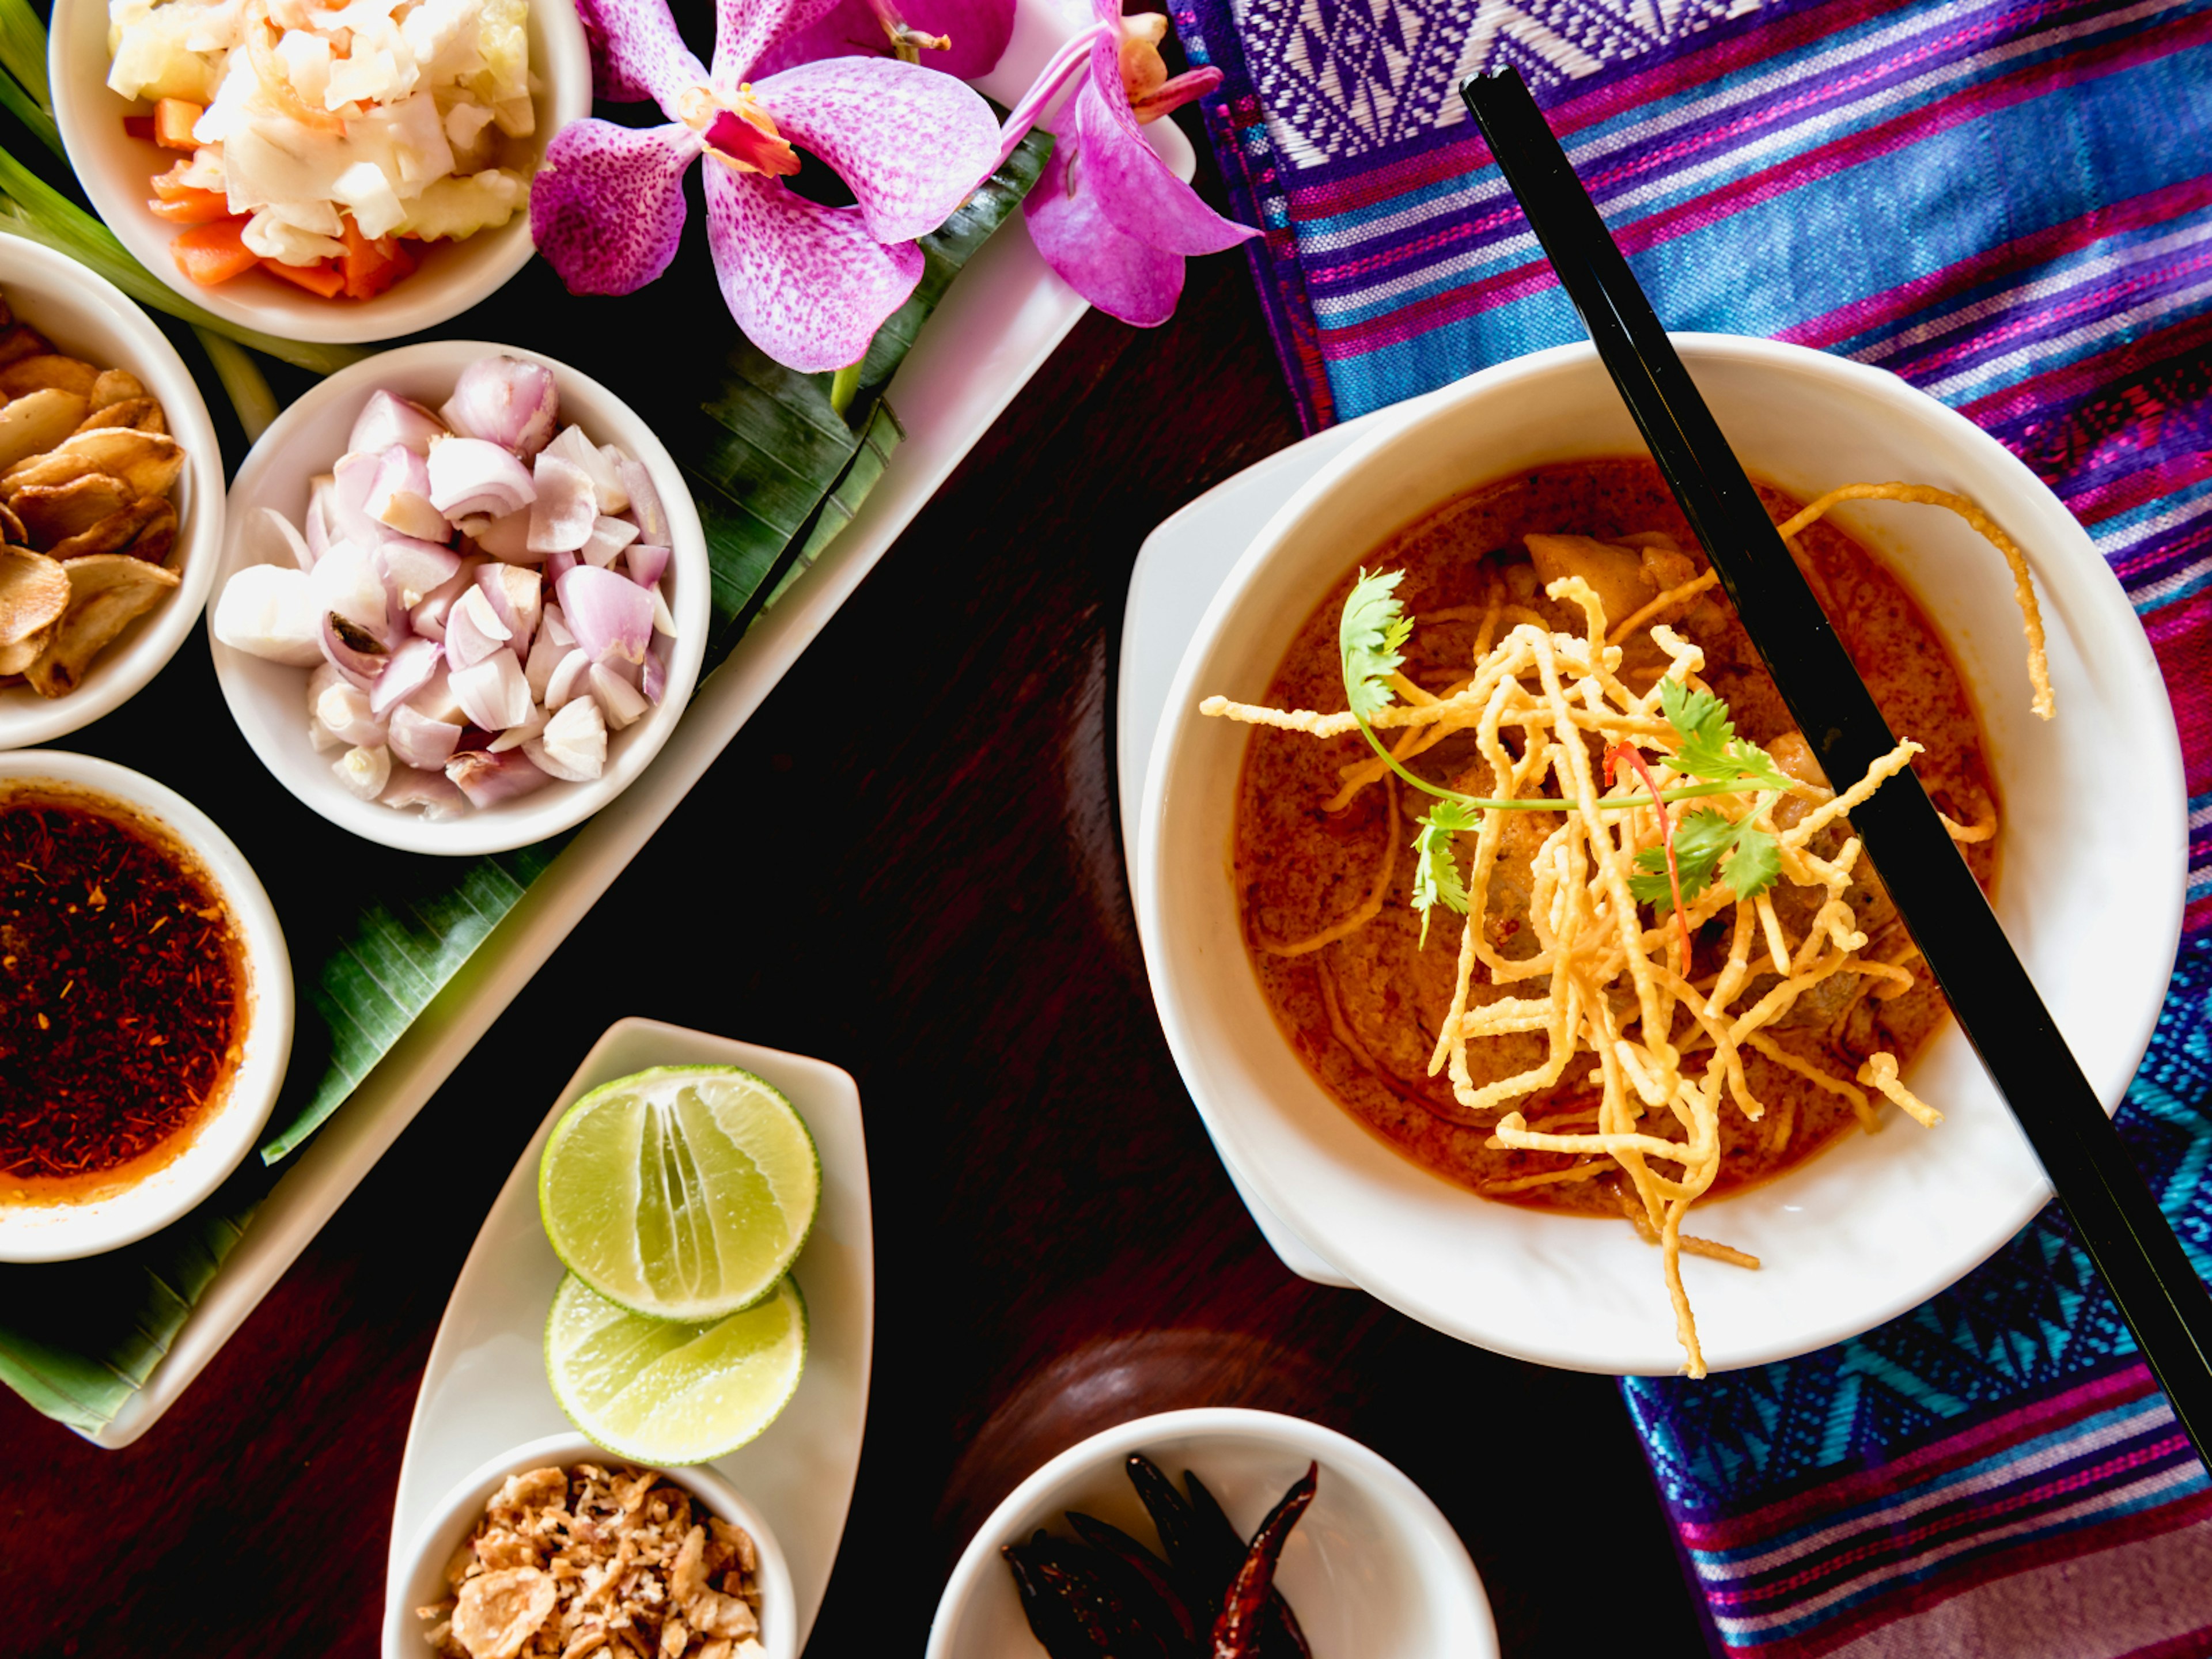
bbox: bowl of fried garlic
[0,236,223,749]
[385,1432,796,1659]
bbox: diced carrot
[146,188,232,226]
[171,221,260,287]
[260,256,346,298]
[149,160,199,202]
[153,99,202,149]
[336,215,415,301]
[122,115,156,141]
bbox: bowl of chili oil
[0,779,251,1206]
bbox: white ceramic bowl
[384,1431,798,1659]
[927,1407,1495,1658]
[210,339,710,855]
[51,0,590,344]
[0,749,291,1262]
[1136,335,2187,1377]
[0,235,224,749]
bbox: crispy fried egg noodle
[1198,483,2054,1377]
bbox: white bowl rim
[1134,331,2187,1374]
[0,234,226,751]
[48,0,591,344]
[208,338,711,857]
[0,748,291,1261]
[382,1429,798,1659]
[925,1405,1496,1658]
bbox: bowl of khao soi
[0,749,291,1263]
[1134,334,2183,1378]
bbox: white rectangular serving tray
[85,0,1193,1448]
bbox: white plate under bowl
[210,340,710,855]
[51,0,590,344]
[384,1018,873,1656]
[1135,334,2186,1376]
[387,1430,798,1659]
[0,749,291,1261]
[0,234,225,750]
[927,1407,1497,1658]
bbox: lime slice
[539,1064,821,1321]
[546,1272,808,1464]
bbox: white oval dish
[209,339,710,856]
[50,0,590,344]
[386,1430,797,1659]
[1135,334,2186,1376]
[0,749,291,1262]
[383,1020,872,1657]
[0,235,225,751]
[927,1407,1497,1658]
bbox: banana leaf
[0,130,1052,1434]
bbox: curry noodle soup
[1227,460,2004,1231]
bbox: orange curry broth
[1230,459,1999,1216]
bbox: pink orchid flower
[1002,0,1258,326]
[753,0,1014,80]
[533,0,1003,372]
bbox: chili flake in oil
[0,791,243,1183]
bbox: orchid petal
[703,164,924,373]
[1024,134,1181,327]
[1073,76,1255,257]
[755,57,1001,244]
[573,0,709,115]
[716,0,842,83]
[755,0,1014,78]
[531,120,701,296]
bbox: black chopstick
[1459,66,2212,1451]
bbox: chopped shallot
[428,437,536,521]
[442,358,559,459]
[381,766,469,820]
[556,566,652,667]
[389,703,463,770]
[528,454,597,554]
[591,662,649,730]
[334,744,392,801]
[447,747,552,808]
[214,563,320,665]
[527,696,607,781]
[350,392,448,459]
[449,650,533,731]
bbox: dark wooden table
[0,208,1711,1659]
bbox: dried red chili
[0,787,243,1186]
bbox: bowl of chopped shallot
[0,236,224,751]
[386,1432,796,1659]
[208,340,709,854]
[50,0,590,343]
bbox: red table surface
[0,251,1710,1658]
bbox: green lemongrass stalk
[0,0,65,185]
[0,0,50,111]
[0,146,364,374]
[194,326,278,440]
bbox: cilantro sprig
[1335,571,1798,941]
[1624,681,1789,913]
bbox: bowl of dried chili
[927,1408,1498,1659]
[0,748,290,1262]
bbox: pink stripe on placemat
[1680,1368,2161,1552]
[1711,1434,2199,1608]
[1776,176,2212,350]
[1771,1501,2212,1658]
[1960,306,2212,426]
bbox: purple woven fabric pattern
[1165,0,2212,1650]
